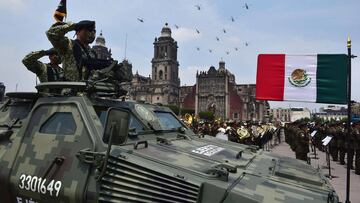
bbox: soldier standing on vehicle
[22,48,64,82]
[46,20,111,81]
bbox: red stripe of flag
[256,54,285,101]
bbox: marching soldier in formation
[284,122,310,162]
[347,124,356,169]
[337,124,346,165]
[327,123,339,161]
[354,122,360,175]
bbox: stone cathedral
[127,23,180,105]
[92,23,269,121]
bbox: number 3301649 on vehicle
[18,174,62,197]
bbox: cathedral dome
[160,23,172,37]
[95,32,106,47]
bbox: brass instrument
[237,127,250,140]
[255,126,265,137]
[184,113,193,125]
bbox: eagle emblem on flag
[288,68,311,87]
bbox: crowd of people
[183,116,360,176]
[285,121,360,175]
[182,117,282,150]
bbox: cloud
[172,27,201,42]
[0,0,26,13]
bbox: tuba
[254,126,265,137]
[237,127,250,140]
[184,113,193,125]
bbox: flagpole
[345,36,353,203]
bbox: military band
[183,115,360,175]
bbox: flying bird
[196,47,200,51]
[175,24,179,29]
[137,18,144,23]
[234,47,239,51]
[195,4,201,10]
[245,42,249,46]
[226,51,230,55]
[223,29,226,33]
[209,49,213,53]
[196,29,200,34]
[244,3,250,10]
[230,16,235,22]
[216,37,220,41]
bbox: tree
[198,111,214,121]
[164,105,179,115]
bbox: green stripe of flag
[316,54,348,104]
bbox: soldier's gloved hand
[39,50,48,56]
[44,48,57,56]
[66,22,76,30]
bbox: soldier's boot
[339,148,345,165]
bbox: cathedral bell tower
[150,23,180,105]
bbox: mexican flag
[256,54,348,104]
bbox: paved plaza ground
[270,131,360,203]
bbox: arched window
[154,67,157,80]
[159,70,163,80]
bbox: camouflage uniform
[347,128,355,169]
[354,126,360,175]
[295,128,309,161]
[22,51,64,82]
[337,127,346,165]
[46,22,99,81]
[328,126,338,161]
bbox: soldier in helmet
[46,20,112,81]
[22,48,64,82]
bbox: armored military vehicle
[0,82,338,203]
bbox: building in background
[290,107,311,122]
[92,32,112,60]
[314,105,347,121]
[128,23,180,105]
[353,102,360,122]
[270,108,291,122]
[235,84,269,121]
[181,61,269,121]
[0,82,5,102]
[94,24,269,121]
[352,102,360,115]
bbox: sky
[0,0,359,111]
